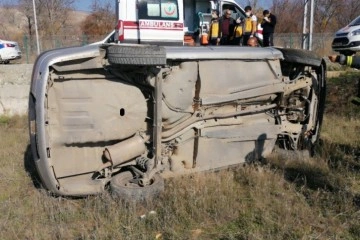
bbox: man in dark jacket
[218,9,236,45]
[261,10,277,47]
[329,54,360,69]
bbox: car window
[222,3,245,20]
[349,16,360,26]
[138,0,179,20]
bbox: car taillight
[116,20,124,42]
[5,43,15,47]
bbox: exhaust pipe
[103,135,146,167]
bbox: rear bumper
[2,54,21,61]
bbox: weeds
[1,73,360,239]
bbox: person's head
[224,9,232,18]
[263,10,270,17]
[247,37,258,47]
[212,9,219,19]
[245,6,252,17]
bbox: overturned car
[28,44,326,199]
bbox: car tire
[310,61,326,149]
[110,170,164,201]
[297,61,326,156]
[107,45,166,66]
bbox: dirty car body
[28,44,326,197]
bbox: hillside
[0,6,89,42]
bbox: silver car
[28,44,326,200]
[332,15,360,55]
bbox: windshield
[349,15,360,26]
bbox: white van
[332,15,360,55]
[114,0,247,45]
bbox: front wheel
[295,60,326,155]
[110,170,164,201]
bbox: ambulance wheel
[107,45,166,66]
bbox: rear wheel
[107,45,166,66]
[277,50,326,157]
[110,170,164,201]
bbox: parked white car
[332,15,360,55]
[0,39,22,64]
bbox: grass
[1,72,360,239]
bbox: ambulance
[114,0,247,45]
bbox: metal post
[309,0,315,51]
[23,35,29,64]
[154,70,163,167]
[32,0,40,55]
[302,0,309,50]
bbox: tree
[335,0,360,27]
[17,0,75,49]
[37,0,75,38]
[313,0,342,33]
[270,0,360,34]
[18,0,36,51]
[271,0,303,33]
[80,0,116,39]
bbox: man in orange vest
[242,6,257,46]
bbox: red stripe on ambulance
[123,21,183,31]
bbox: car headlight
[350,29,360,36]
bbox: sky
[74,0,272,13]
[73,0,94,12]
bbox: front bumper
[332,37,360,52]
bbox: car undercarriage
[28,44,326,199]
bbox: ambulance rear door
[137,0,184,45]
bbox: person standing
[242,6,257,46]
[329,54,360,69]
[219,9,236,45]
[261,10,277,47]
[208,10,221,45]
[231,18,244,45]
